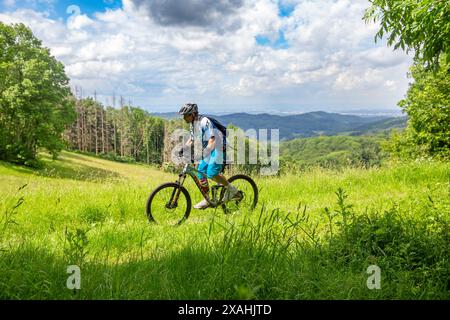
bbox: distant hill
[346,116,408,135]
[280,135,387,168]
[150,112,180,120]
[151,111,407,140]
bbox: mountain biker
[178,103,239,209]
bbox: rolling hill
[151,111,407,140]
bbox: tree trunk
[101,108,105,153]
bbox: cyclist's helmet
[178,103,198,116]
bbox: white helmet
[178,103,198,115]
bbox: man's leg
[209,150,229,186]
[197,161,210,194]
[193,160,210,209]
[212,173,229,186]
[207,162,239,202]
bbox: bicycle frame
[170,163,225,208]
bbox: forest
[65,92,165,165]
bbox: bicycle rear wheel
[146,182,191,226]
[221,174,258,214]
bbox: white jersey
[190,115,224,152]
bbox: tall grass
[0,151,448,299]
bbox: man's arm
[203,136,215,158]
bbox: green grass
[0,151,449,299]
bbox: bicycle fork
[166,174,186,209]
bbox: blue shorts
[197,149,223,179]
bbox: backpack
[201,115,227,167]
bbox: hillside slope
[0,152,448,299]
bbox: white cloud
[0,0,413,113]
[67,14,94,30]
[3,0,16,8]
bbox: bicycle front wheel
[146,182,191,226]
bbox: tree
[392,61,450,158]
[365,1,450,159]
[0,22,75,165]
[364,0,450,70]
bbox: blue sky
[56,0,122,18]
[255,30,289,49]
[278,1,295,17]
[0,0,412,114]
[1,0,122,18]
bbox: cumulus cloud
[0,0,413,113]
[128,0,244,33]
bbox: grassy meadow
[0,151,449,299]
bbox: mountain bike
[146,159,258,226]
